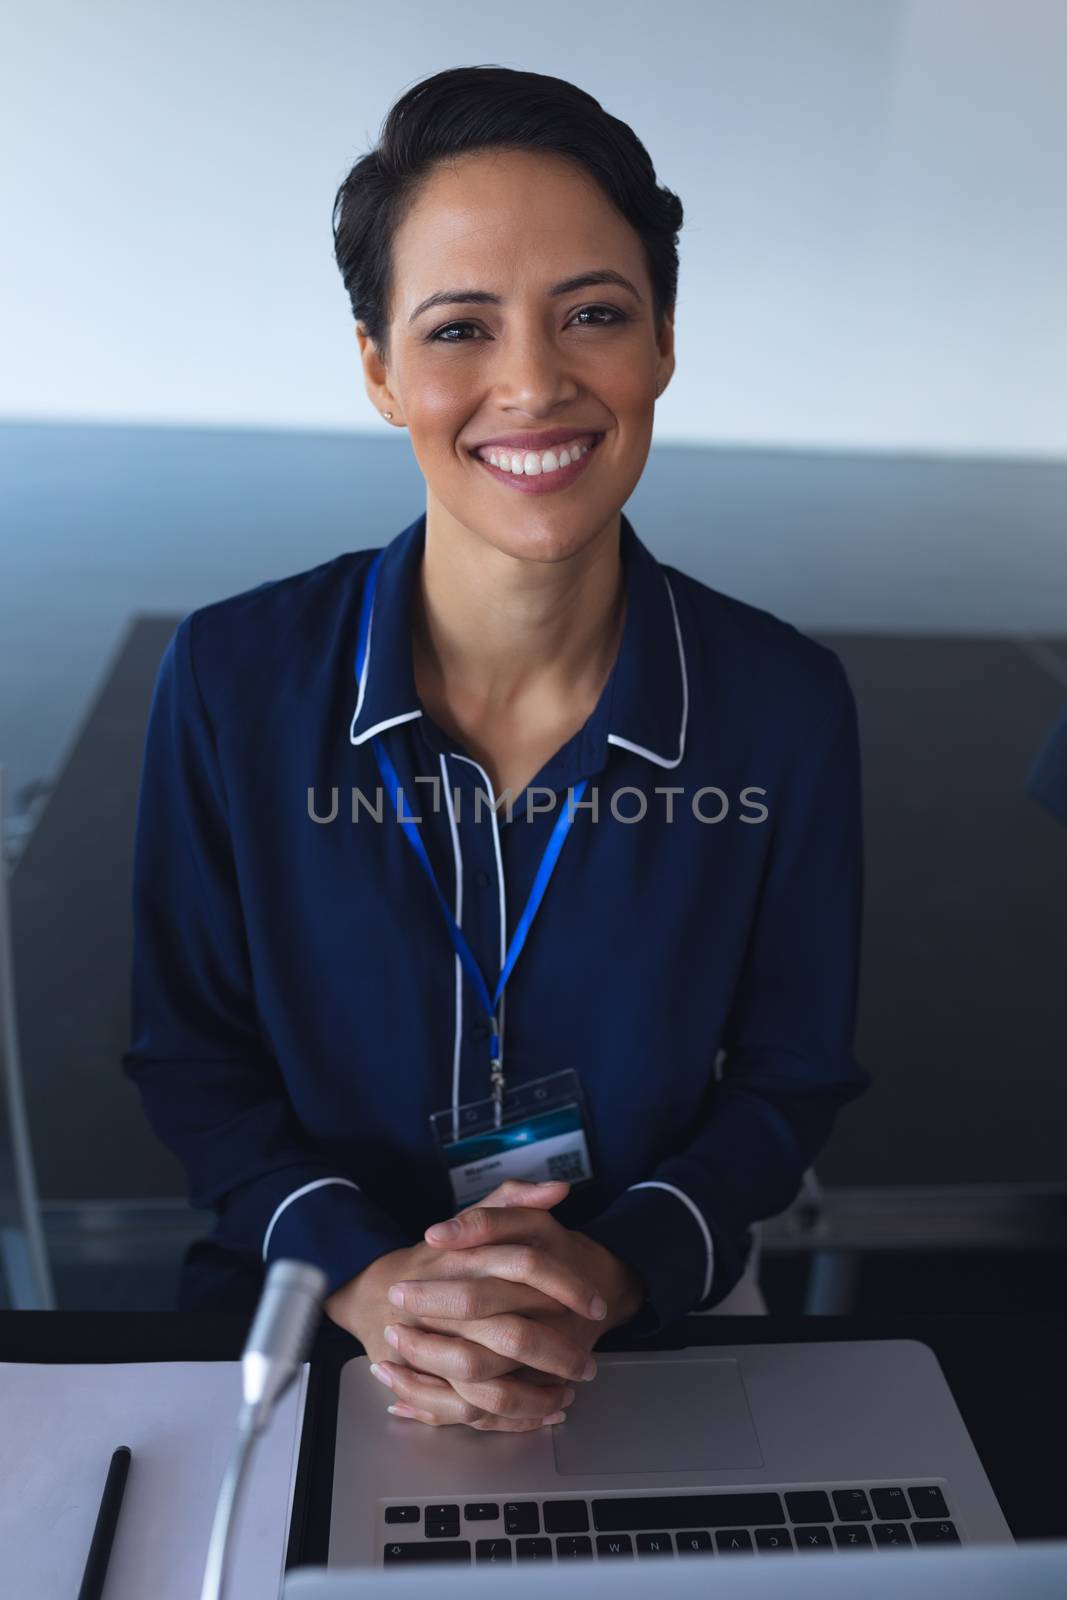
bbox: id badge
[430,1067,595,1209]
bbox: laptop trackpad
[552,1357,764,1476]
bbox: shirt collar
[349,510,688,771]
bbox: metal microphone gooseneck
[200,1258,328,1600]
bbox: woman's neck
[412,515,626,712]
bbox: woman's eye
[429,305,627,343]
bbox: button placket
[451,764,503,1068]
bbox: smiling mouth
[469,432,605,492]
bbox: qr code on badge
[546,1150,586,1182]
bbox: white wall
[1,0,1065,457]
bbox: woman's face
[357,147,674,566]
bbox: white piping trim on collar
[262,1176,361,1260]
[351,568,377,721]
[605,573,688,769]
[350,559,688,766]
[351,709,422,744]
[628,1178,714,1302]
[349,558,422,745]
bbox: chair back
[0,763,54,1308]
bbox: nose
[485,320,582,411]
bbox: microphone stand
[200,1259,328,1600]
[200,1400,262,1600]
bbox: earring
[382,411,393,420]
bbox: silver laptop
[320,1340,1012,1569]
[286,1543,1067,1599]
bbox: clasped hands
[324,1177,645,1431]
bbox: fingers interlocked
[372,1181,604,1429]
[376,1327,576,1426]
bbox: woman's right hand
[324,1181,603,1431]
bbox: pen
[77,1445,132,1600]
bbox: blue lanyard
[354,549,588,1111]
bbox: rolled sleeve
[121,611,412,1292]
[580,1180,718,1336]
[583,663,870,1335]
[258,1176,415,1295]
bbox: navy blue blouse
[122,510,869,1334]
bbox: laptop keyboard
[382,1483,960,1563]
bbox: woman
[123,65,869,1432]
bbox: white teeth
[480,437,596,474]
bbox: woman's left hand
[369,1178,646,1427]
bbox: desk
[1,1312,1063,1563]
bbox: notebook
[0,1358,308,1598]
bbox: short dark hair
[332,64,684,369]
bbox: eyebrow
[408,269,643,325]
